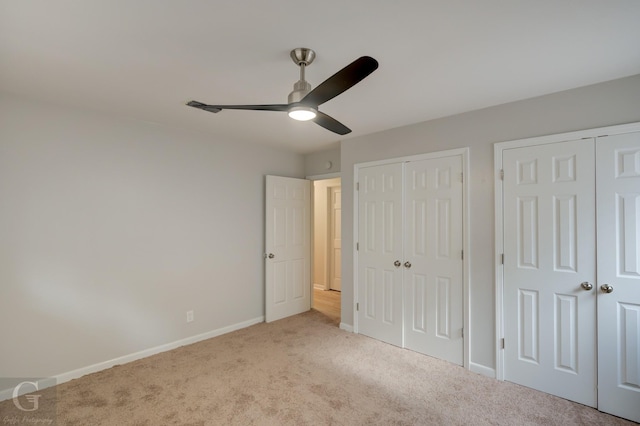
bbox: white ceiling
[2,1,640,154]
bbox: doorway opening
[312,177,341,324]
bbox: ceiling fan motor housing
[288,79,311,104]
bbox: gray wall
[0,93,304,379]
[304,145,341,176]
[340,74,640,371]
[3,74,639,383]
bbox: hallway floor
[312,288,340,325]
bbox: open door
[265,175,311,322]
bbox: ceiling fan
[187,48,378,135]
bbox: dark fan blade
[187,100,289,113]
[313,111,351,135]
[301,56,378,107]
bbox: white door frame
[306,173,342,305]
[493,121,640,380]
[328,185,341,291]
[353,147,470,369]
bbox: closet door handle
[600,284,613,293]
[394,260,401,267]
[404,261,412,269]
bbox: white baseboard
[339,322,353,332]
[469,362,496,378]
[0,316,264,402]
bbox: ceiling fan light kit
[187,48,378,135]
[288,105,317,121]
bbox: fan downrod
[288,48,316,104]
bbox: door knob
[580,282,593,291]
[600,284,613,293]
[267,253,275,259]
[404,261,412,269]
[394,260,401,267]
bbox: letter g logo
[12,381,41,412]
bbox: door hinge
[501,253,504,264]
[356,182,359,191]
[501,338,505,349]
[461,250,464,260]
[356,242,359,251]
[461,327,464,338]
[499,169,504,180]
[460,172,464,183]
[356,302,359,311]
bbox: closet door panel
[403,156,464,365]
[502,139,596,407]
[597,131,640,423]
[357,163,404,346]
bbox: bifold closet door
[502,139,597,407]
[357,163,404,346]
[403,156,464,365]
[502,132,640,421]
[357,155,465,366]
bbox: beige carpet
[1,310,635,425]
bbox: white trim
[356,148,468,169]
[493,122,640,152]
[310,180,318,304]
[493,121,640,381]
[339,322,354,332]
[461,148,471,371]
[469,362,496,379]
[311,177,342,293]
[327,184,341,291]
[353,147,471,370]
[494,144,505,380]
[353,163,359,333]
[306,172,341,180]
[0,316,264,402]
[323,183,333,291]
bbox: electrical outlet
[186,310,194,323]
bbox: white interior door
[357,163,404,346]
[265,175,311,322]
[596,132,640,422]
[403,156,463,365]
[502,139,597,406]
[329,186,342,291]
